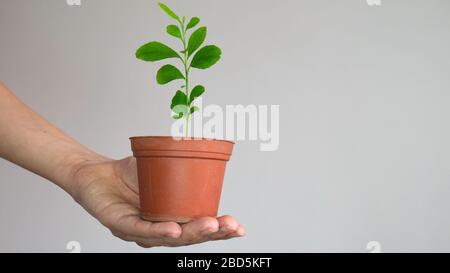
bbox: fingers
[114,213,182,240]
[224,225,246,239]
[109,214,246,248]
[110,215,183,248]
[209,215,245,240]
[132,216,246,248]
[137,217,220,247]
[235,225,247,236]
[179,216,220,245]
[113,215,221,247]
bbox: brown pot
[130,136,234,223]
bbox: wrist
[61,150,110,202]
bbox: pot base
[141,214,197,224]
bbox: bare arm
[0,82,105,195]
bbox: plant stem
[180,20,190,138]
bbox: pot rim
[129,135,235,145]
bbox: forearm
[0,82,106,196]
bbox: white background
[1,0,450,252]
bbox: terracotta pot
[130,136,234,223]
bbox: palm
[73,157,245,248]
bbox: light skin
[0,81,245,248]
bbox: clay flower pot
[130,136,234,223]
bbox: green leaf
[186,17,200,30]
[158,2,179,21]
[171,91,189,114]
[190,45,222,69]
[187,27,207,56]
[189,85,205,104]
[156,65,184,85]
[190,106,200,114]
[135,41,180,61]
[166,25,181,39]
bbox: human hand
[69,156,246,248]
[0,83,245,248]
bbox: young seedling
[136,2,222,137]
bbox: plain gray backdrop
[1,0,450,252]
